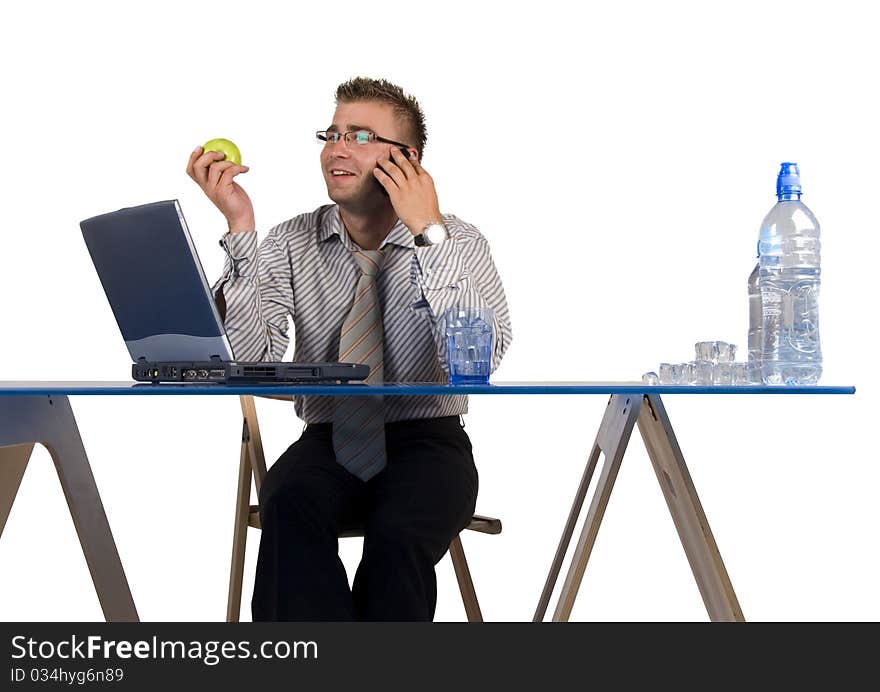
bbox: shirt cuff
[219,231,258,278]
[414,228,466,290]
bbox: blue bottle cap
[777,162,802,198]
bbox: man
[185,77,512,621]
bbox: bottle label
[782,292,794,329]
[786,281,820,354]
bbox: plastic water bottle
[747,260,761,364]
[758,162,822,385]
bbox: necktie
[332,248,387,481]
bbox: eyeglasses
[316,129,411,151]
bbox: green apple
[202,138,242,165]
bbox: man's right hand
[186,146,255,232]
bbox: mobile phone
[374,146,412,197]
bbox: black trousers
[251,415,479,621]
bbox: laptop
[80,200,369,384]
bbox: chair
[226,395,502,622]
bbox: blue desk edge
[0,381,858,395]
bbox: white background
[0,0,876,622]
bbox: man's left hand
[373,148,444,234]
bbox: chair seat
[247,505,501,536]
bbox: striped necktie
[332,248,387,481]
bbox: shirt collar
[320,205,415,250]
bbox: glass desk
[0,381,856,622]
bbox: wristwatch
[414,222,448,247]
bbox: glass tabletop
[0,381,857,396]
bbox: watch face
[426,224,447,245]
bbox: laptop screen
[80,200,234,362]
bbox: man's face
[320,100,412,208]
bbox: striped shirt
[212,204,512,423]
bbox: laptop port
[197,370,209,378]
[209,369,225,378]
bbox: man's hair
[335,77,427,160]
